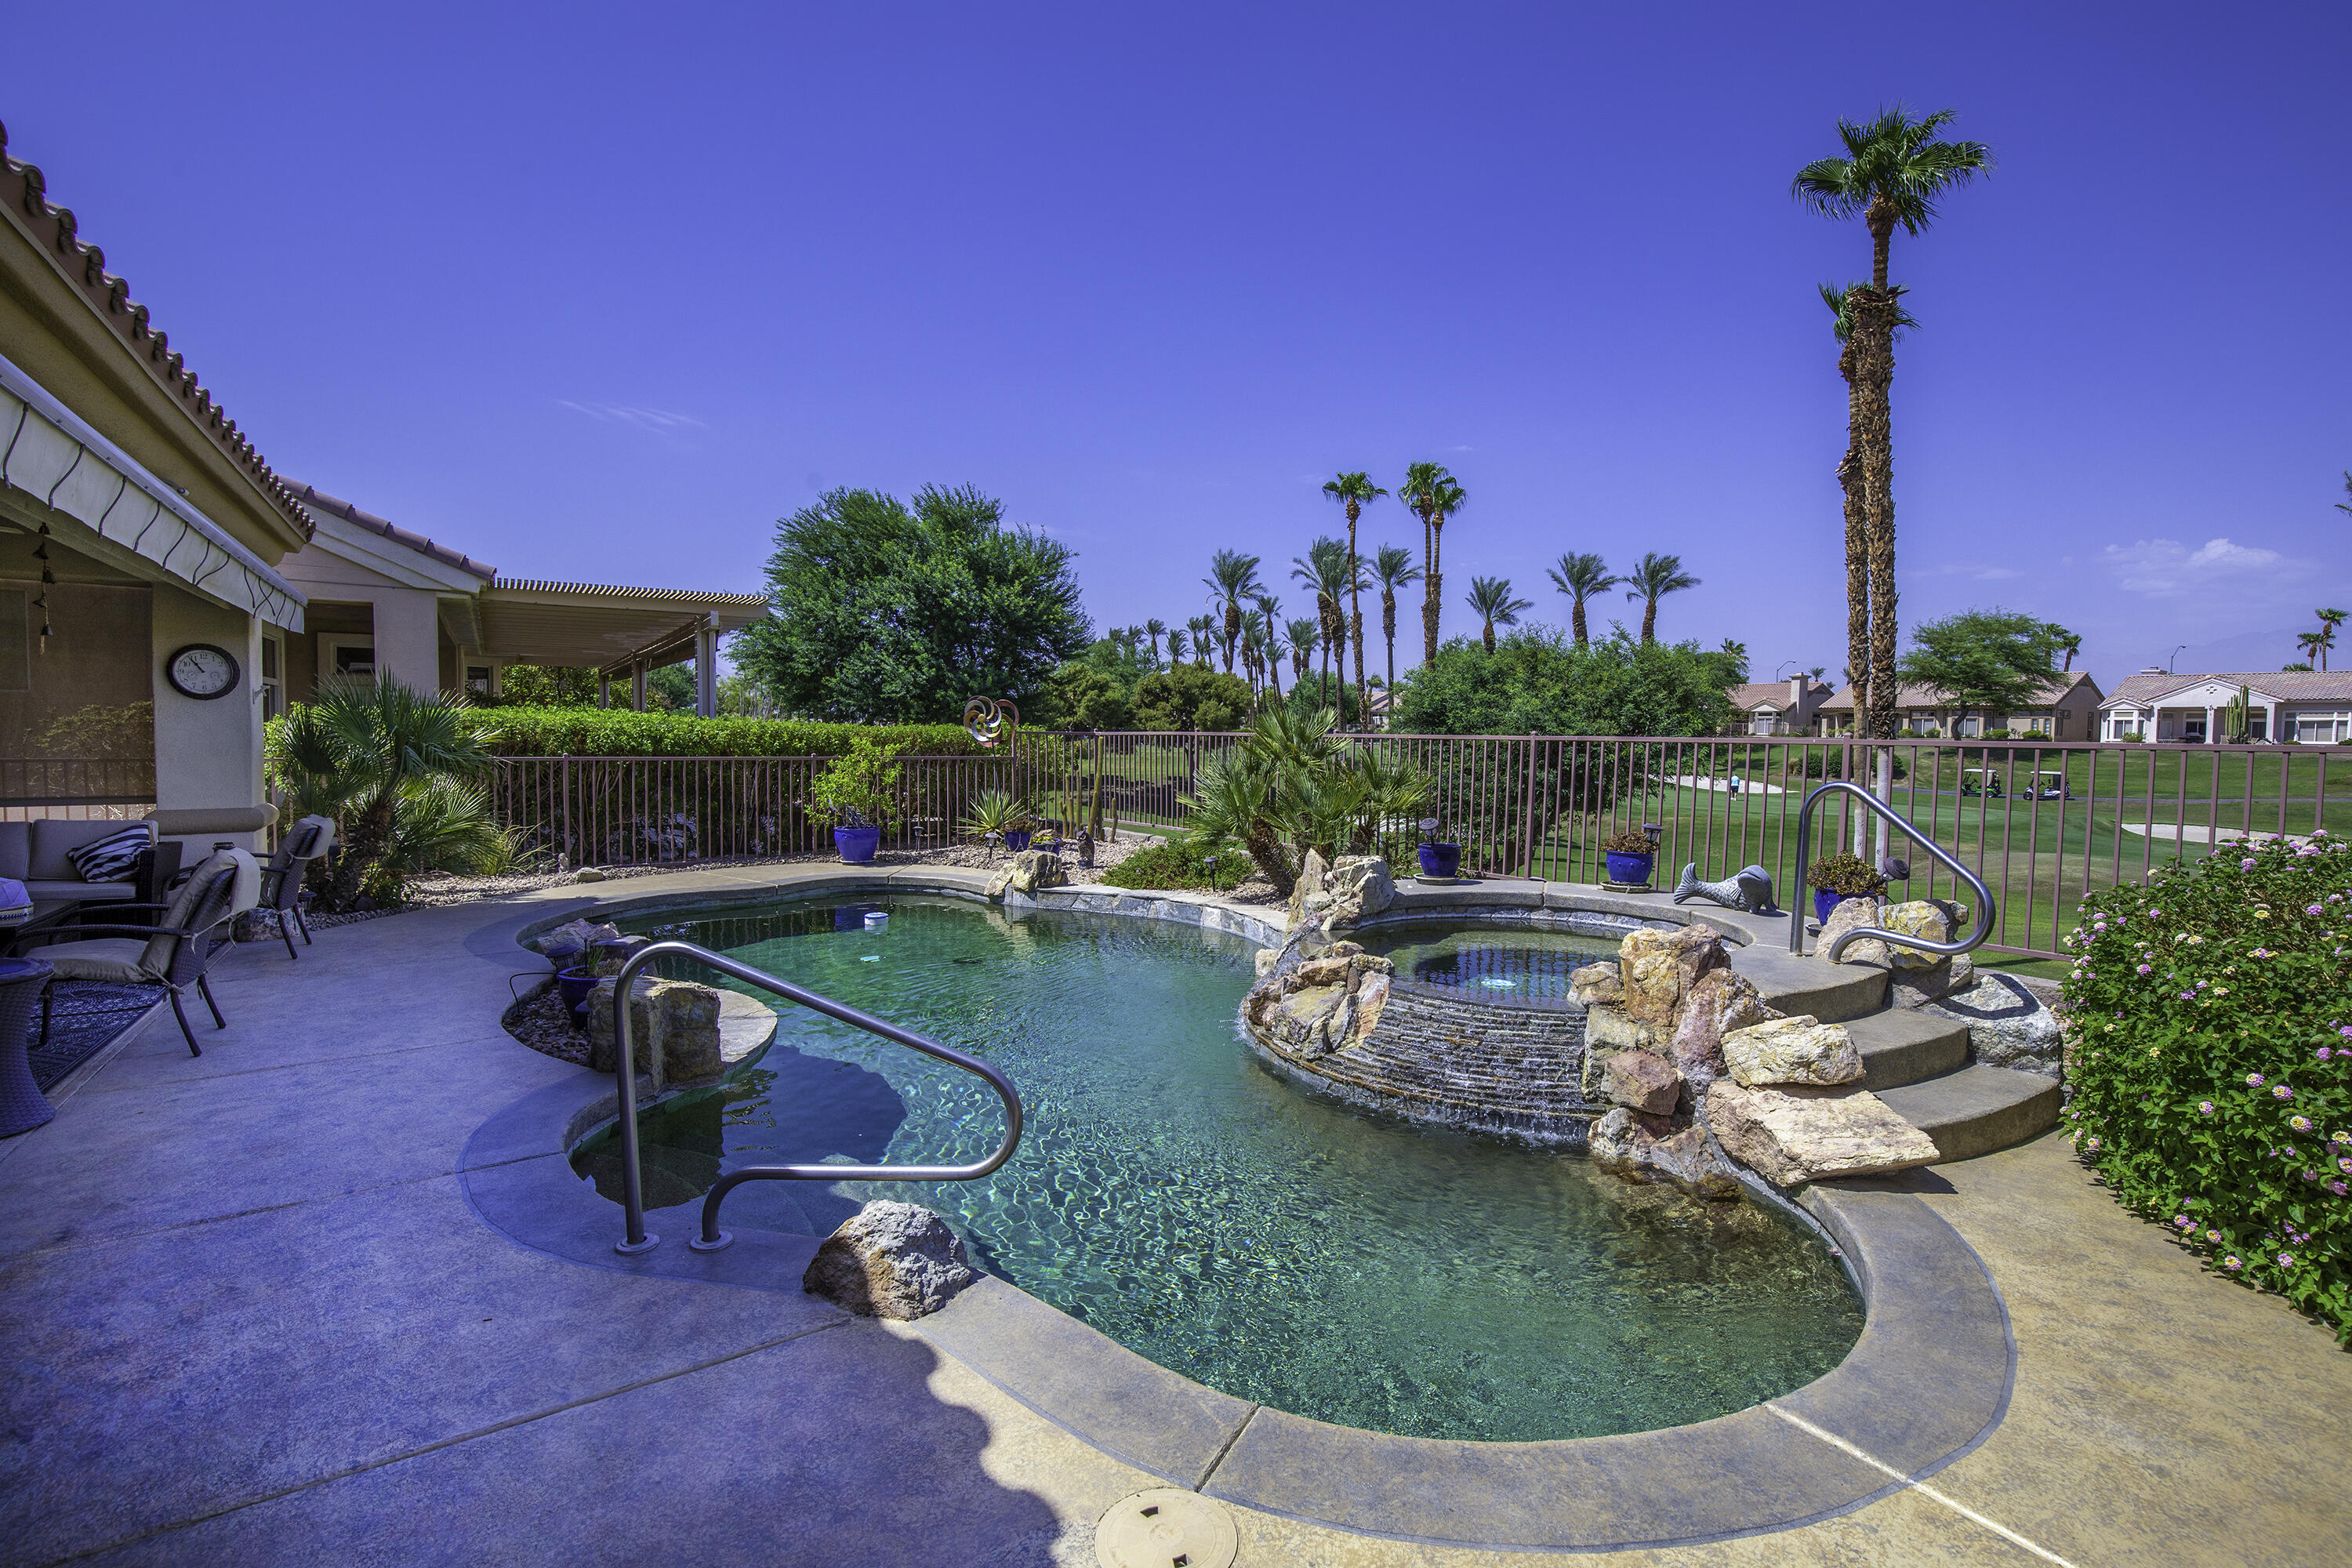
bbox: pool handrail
[1788,780,1996,962]
[605,938,1025,1256]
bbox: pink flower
[2309,905,2326,916]
[2206,1229,2222,1241]
[2248,1073,2267,1087]
[2138,964,2152,975]
[2224,1255,2243,1269]
[2198,1102,2216,1115]
[2174,1214,2192,1228]
[2243,858,2258,870]
[2332,1182,2349,1197]
[2274,1084,2295,1101]
[2279,1253,2296,1267]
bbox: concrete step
[1729,946,1886,1023]
[1840,1009,1973,1091]
[1874,1064,2063,1164]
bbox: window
[260,633,283,721]
[2295,711,2351,744]
[466,665,493,696]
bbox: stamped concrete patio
[2,863,2347,1567]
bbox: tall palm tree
[1290,538,1354,701]
[1203,550,1262,677]
[1622,553,1700,644]
[1165,627,1188,667]
[1187,615,1218,670]
[1821,281,1917,727]
[1795,107,1991,739]
[1323,471,1388,725]
[1287,617,1320,687]
[1370,545,1421,692]
[2296,631,2326,670]
[2315,608,2347,672]
[1399,463,1466,663]
[2045,625,2082,673]
[1251,608,1286,703]
[1144,618,1168,666]
[1544,552,1617,645]
[2337,472,2351,518]
[1465,576,1533,653]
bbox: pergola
[477,578,769,713]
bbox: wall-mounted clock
[165,643,241,701]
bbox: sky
[5,1,2348,691]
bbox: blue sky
[6,1,2348,689]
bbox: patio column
[151,583,267,848]
[597,672,611,709]
[2205,704,2216,743]
[631,659,646,711]
[695,622,717,717]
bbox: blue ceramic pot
[1605,851,1654,886]
[835,826,882,864]
[1814,888,1847,925]
[1003,829,1033,853]
[555,966,599,1023]
[1417,841,1462,879]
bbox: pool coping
[458,865,2014,1554]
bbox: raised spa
[573,895,1862,1443]
[1355,916,1635,1006]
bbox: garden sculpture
[1671,862,1780,915]
[962,695,1020,749]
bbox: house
[1726,677,1834,736]
[2096,670,2352,745]
[1814,673,2105,739]
[1,127,761,844]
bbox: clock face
[167,644,241,700]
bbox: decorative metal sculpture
[1671,862,1780,915]
[962,695,1020,749]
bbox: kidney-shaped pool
[573,895,1862,1442]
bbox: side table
[0,956,58,1136]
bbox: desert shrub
[1600,828,1656,855]
[2062,832,2352,1342]
[478,707,981,758]
[1098,837,1247,892]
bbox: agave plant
[959,789,1036,840]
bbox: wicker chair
[256,815,335,960]
[9,850,257,1057]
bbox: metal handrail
[606,939,1025,1257]
[1790,781,1996,962]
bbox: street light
[2166,644,2188,674]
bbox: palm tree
[1165,628,1188,666]
[1144,618,1168,666]
[1203,550,1262,676]
[1795,107,1991,739]
[1323,471,1387,725]
[1252,608,1287,704]
[1465,576,1533,653]
[1290,538,1354,702]
[2316,608,2347,672]
[1821,281,1918,727]
[1399,462,1466,663]
[1188,615,1218,670]
[1287,617,1320,687]
[1544,552,1617,645]
[2045,625,2082,673]
[2296,631,2326,670]
[1622,553,1699,644]
[2337,472,2351,518]
[1370,545,1421,692]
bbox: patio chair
[254,815,335,960]
[7,849,258,1057]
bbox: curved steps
[1874,1064,2063,1164]
[1842,1009,1972,1091]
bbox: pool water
[577,896,1863,1442]
[1357,918,1629,1004]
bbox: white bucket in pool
[863,910,890,931]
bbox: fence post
[1521,735,1540,879]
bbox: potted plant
[1416,816,1461,880]
[1600,827,1656,887]
[1806,850,1887,925]
[810,738,905,864]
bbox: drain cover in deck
[1094,1488,1238,1568]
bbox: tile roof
[1,122,311,540]
[286,482,496,580]
[2101,670,2352,706]
[1728,681,1831,710]
[1817,675,2092,711]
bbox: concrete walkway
[2,866,2347,1567]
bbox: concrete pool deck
[2,862,2348,1566]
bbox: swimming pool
[1356,916,1632,1006]
[574,895,1863,1442]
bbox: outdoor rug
[27,981,161,1092]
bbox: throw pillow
[64,826,151,884]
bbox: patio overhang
[474,577,766,673]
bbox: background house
[1726,676,1834,735]
[1814,673,2104,739]
[2096,670,2352,744]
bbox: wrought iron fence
[488,736,2345,960]
[0,757,158,822]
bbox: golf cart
[1961,767,2003,799]
[2027,770,2070,800]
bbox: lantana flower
[2274,1084,2295,1101]
[2224,1255,2243,1270]
[2198,1102,2216,1115]
[2248,1073,2267,1087]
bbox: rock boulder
[1602,1048,1681,1115]
[1568,962,1624,1007]
[985,848,1068,899]
[1242,947,1395,1061]
[1889,952,1974,1010]
[1926,972,2065,1078]
[586,975,724,1079]
[1705,1080,1940,1185]
[1589,1109,1740,1200]
[1720,1015,1864,1087]
[802,1201,977,1319]
[1618,924,1730,1027]
[1666,967,1777,1085]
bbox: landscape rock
[1889,952,1974,1009]
[1618,924,1730,1027]
[592,935,653,978]
[1721,1015,1864,1087]
[1705,1080,1940,1185]
[1286,849,1330,926]
[1289,852,1394,936]
[802,1200,977,1319]
[1817,898,1950,969]
[1817,897,1888,964]
[1581,1002,1657,1054]
[572,866,608,883]
[985,848,1068,899]
[1242,946,1395,1061]
[1588,1108,1741,1200]
[586,975,724,1079]
[538,918,621,960]
[1666,967,1777,1084]
[1926,972,2066,1078]
[1568,962,1624,1007]
[1602,1048,1681,1115]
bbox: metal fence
[490,735,2344,960]
[0,758,158,823]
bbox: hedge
[2062,830,2352,1342]
[472,707,985,758]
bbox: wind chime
[31,521,53,652]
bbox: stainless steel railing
[1789,780,1995,962]
[605,939,1025,1257]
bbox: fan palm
[1370,544,1421,693]
[2315,609,2347,672]
[1544,552,1617,645]
[1322,472,1387,725]
[1399,463,1466,663]
[1622,553,1699,644]
[1465,576,1533,654]
[1203,550,1263,676]
[2296,631,2326,670]
[1795,107,1991,739]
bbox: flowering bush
[2062,832,2352,1342]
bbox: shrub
[477,707,982,758]
[1807,851,1887,898]
[1098,837,1247,892]
[2062,832,2352,1342]
[1600,828,1656,855]
[808,738,906,829]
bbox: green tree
[1322,471,1388,725]
[1820,281,1918,725]
[494,665,600,707]
[1203,550,1263,677]
[2042,623,2082,673]
[2314,608,2347,671]
[1286,616,1321,686]
[1621,552,1700,644]
[1544,552,1617,645]
[1370,544,1421,693]
[1187,615,1218,670]
[1392,628,1740,738]
[1895,608,2065,732]
[733,485,1089,723]
[1465,575,1533,653]
[1144,618,1168,667]
[1132,664,1252,731]
[1290,538,1354,700]
[1164,627,1189,666]
[1795,107,1992,739]
[1399,463,1466,664]
[643,663,696,713]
